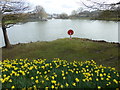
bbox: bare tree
[34,5,47,20]
[59,13,69,19]
[80,0,120,10]
[77,7,83,13]
[0,0,29,48]
[79,0,120,20]
[71,10,78,16]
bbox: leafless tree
[80,0,120,10]
[79,0,120,20]
[71,10,78,16]
[34,5,47,20]
[59,13,69,19]
[0,0,29,48]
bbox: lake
[0,19,119,47]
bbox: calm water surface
[0,19,119,47]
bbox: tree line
[70,2,120,21]
[76,0,120,20]
[70,8,120,21]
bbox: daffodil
[51,85,54,89]
[101,78,104,80]
[106,83,109,86]
[35,80,39,83]
[103,73,106,76]
[44,71,47,74]
[113,79,118,84]
[72,82,76,86]
[45,87,49,90]
[9,79,12,82]
[107,76,111,78]
[82,79,86,82]
[100,74,103,77]
[48,70,50,72]
[60,85,64,88]
[51,80,56,84]
[63,77,66,79]
[98,86,101,89]
[2,79,5,83]
[89,77,92,81]
[36,76,38,79]
[51,76,55,79]
[55,87,58,89]
[31,77,34,80]
[106,78,109,81]
[3,74,6,77]
[66,83,69,87]
[37,71,39,74]
[11,86,15,89]
[66,72,68,74]
[96,78,99,81]
[62,73,64,76]
[41,80,44,84]
[76,71,78,74]
[46,77,49,81]
[54,74,57,77]
[33,85,37,89]
[75,78,80,82]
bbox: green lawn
[2,38,120,71]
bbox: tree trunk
[2,26,11,48]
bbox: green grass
[2,38,120,71]
[70,17,120,21]
[91,18,120,21]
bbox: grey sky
[27,0,119,15]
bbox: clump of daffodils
[1,58,120,89]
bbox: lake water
[0,19,119,47]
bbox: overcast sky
[27,0,119,15]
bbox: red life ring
[68,29,74,35]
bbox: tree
[34,5,47,20]
[77,7,83,13]
[71,10,78,16]
[81,0,120,10]
[0,0,29,48]
[80,0,120,20]
[59,13,69,19]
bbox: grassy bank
[69,17,120,21]
[91,18,120,21]
[2,38,120,71]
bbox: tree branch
[81,1,99,10]
[81,0,120,10]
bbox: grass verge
[2,38,120,71]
